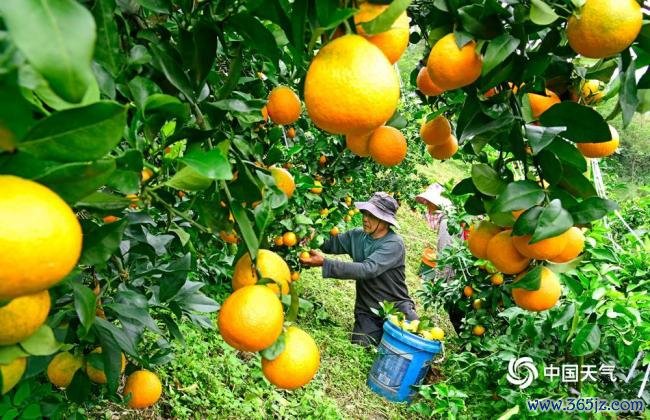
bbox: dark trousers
[352,302,418,347]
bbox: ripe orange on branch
[47,352,83,389]
[0,175,83,300]
[416,67,444,97]
[576,125,619,158]
[262,326,320,390]
[368,126,407,167]
[528,89,560,119]
[549,227,585,263]
[566,0,642,59]
[232,249,291,295]
[267,86,301,125]
[512,266,561,312]
[270,167,296,198]
[0,290,50,345]
[217,285,284,353]
[420,116,452,146]
[354,2,409,64]
[304,35,399,135]
[427,135,458,160]
[346,131,372,157]
[426,33,482,90]
[467,221,500,260]
[512,229,571,260]
[486,230,531,275]
[123,370,163,409]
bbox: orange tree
[0,0,429,414]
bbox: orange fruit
[577,125,620,158]
[318,155,327,166]
[566,0,642,59]
[511,209,525,220]
[103,215,120,224]
[354,2,410,64]
[320,208,330,217]
[290,271,300,282]
[299,251,311,261]
[420,116,452,146]
[472,299,483,310]
[287,127,296,138]
[490,273,504,286]
[0,290,50,345]
[270,167,296,198]
[85,348,127,384]
[330,226,340,236]
[346,131,372,157]
[282,232,298,247]
[512,229,570,260]
[304,34,399,135]
[141,168,153,182]
[47,352,83,389]
[472,325,485,336]
[463,285,474,298]
[486,230,531,275]
[217,285,284,352]
[368,126,407,167]
[310,180,323,194]
[549,227,585,263]
[267,86,301,125]
[344,215,352,222]
[262,326,320,390]
[467,221,501,260]
[512,266,561,311]
[273,236,284,247]
[426,135,458,160]
[123,370,163,409]
[261,105,269,123]
[219,230,238,244]
[426,33,483,90]
[0,176,83,300]
[1,357,26,395]
[232,249,291,295]
[528,90,560,119]
[416,67,444,97]
[580,79,605,105]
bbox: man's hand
[299,250,325,267]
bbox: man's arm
[322,239,404,280]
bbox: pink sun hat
[415,183,452,209]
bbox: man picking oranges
[300,192,418,347]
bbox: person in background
[415,183,464,332]
[300,192,418,347]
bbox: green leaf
[539,102,610,143]
[619,56,639,128]
[0,346,29,364]
[180,149,233,180]
[77,191,131,211]
[71,282,97,334]
[228,13,280,69]
[512,206,543,236]
[491,181,545,213]
[19,325,62,356]
[106,170,140,194]
[529,0,559,25]
[80,219,128,266]
[509,265,542,291]
[179,21,218,89]
[137,0,170,13]
[558,165,597,199]
[552,303,576,328]
[452,177,478,195]
[92,0,123,76]
[230,200,260,258]
[0,0,96,103]
[165,166,214,191]
[569,197,618,224]
[525,125,564,155]
[359,0,411,35]
[169,227,191,247]
[149,42,195,103]
[471,164,506,196]
[530,199,574,243]
[537,150,563,185]
[316,0,357,30]
[93,320,127,394]
[18,101,127,162]
[571,323,601,356]
[0,73,35,151]
[546,138,587,171]
[36,160,116,204]
[482,34,519,76]
[259,333,285,361]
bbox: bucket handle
[432,342,445,364]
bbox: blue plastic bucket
[367,320,442,402]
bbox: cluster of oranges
[304,3,410,167]
[420,115,458,161]
[218,249,320,390]
[467,219,586,312]
[0,176,161,408]
[387,315,445,342]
